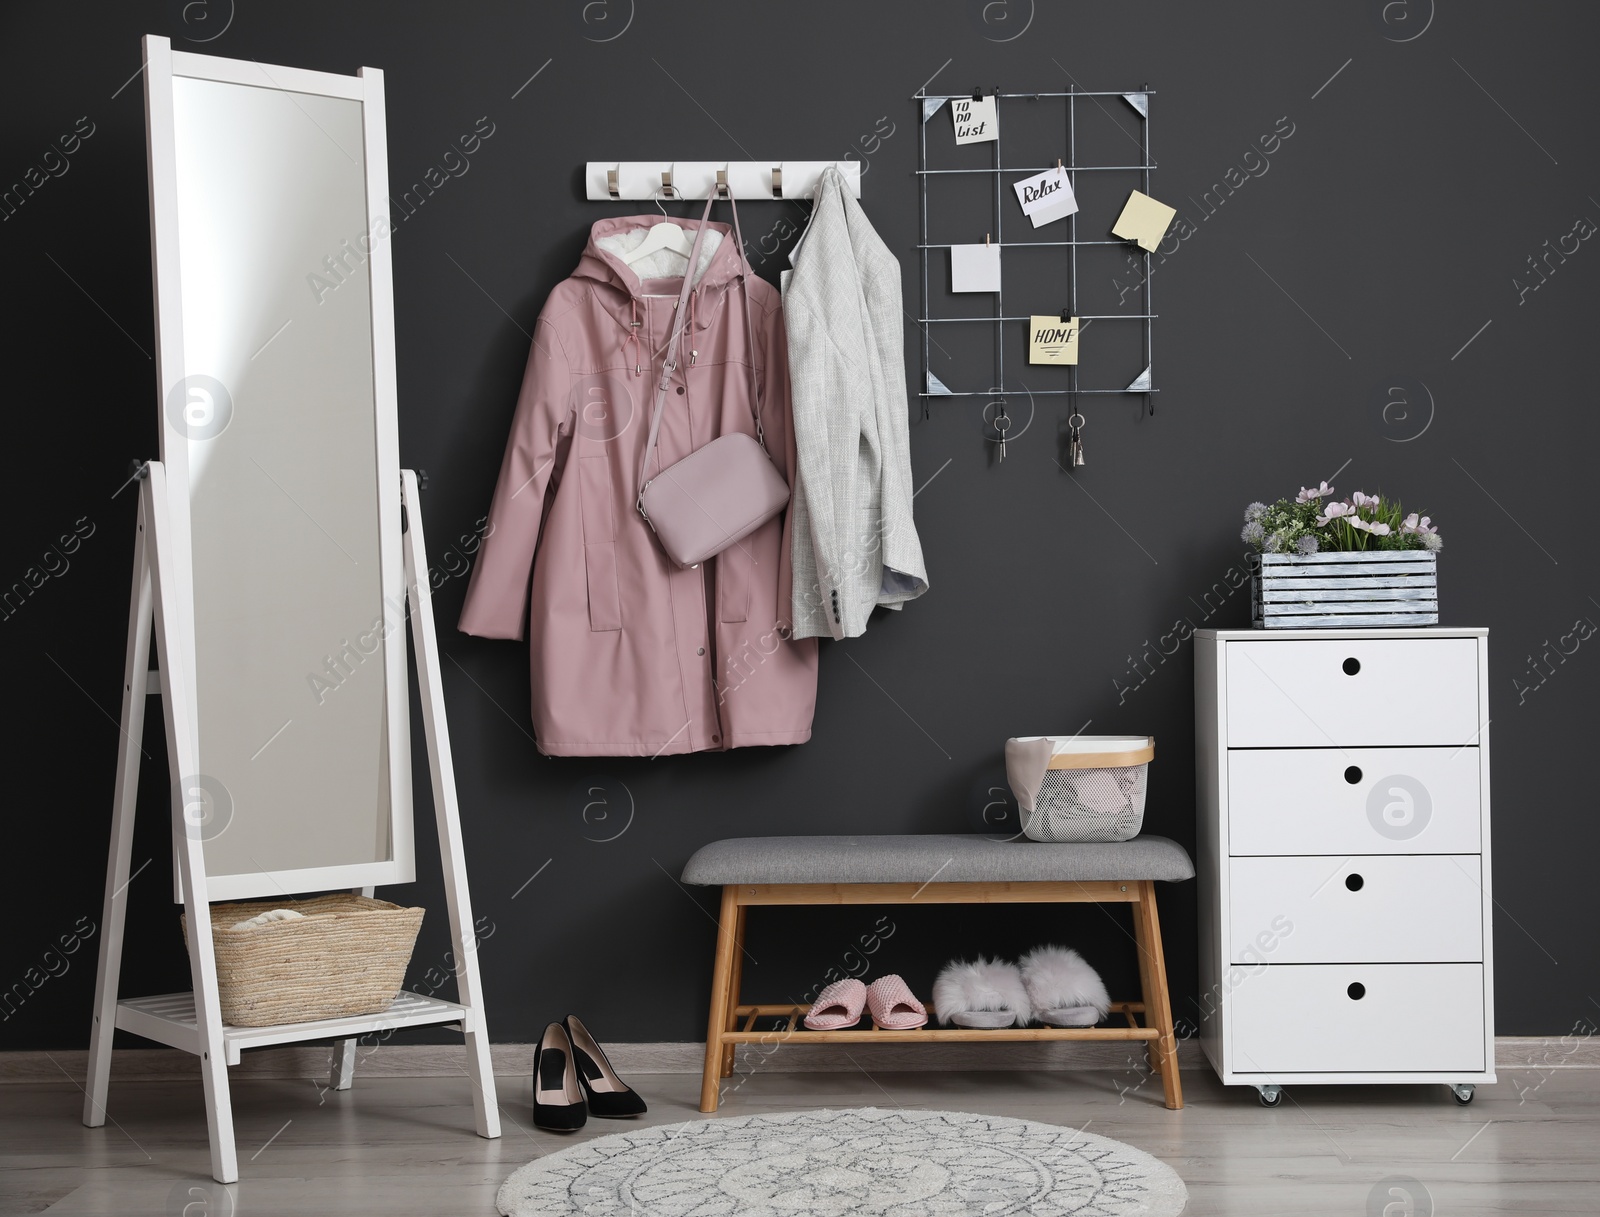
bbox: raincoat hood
[575,216,740,296]
[572,216,746,362]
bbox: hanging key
[1067,411,1086,467]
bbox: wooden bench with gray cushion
[681,833,1194,1112]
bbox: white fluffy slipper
[1018,945,1111,1027]
[931,958,1034,1028]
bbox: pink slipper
[865,974,929,1030]
[804,978,868,1030]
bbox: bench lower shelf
[722,1001,1158,1044]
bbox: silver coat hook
[771,166,783,198]
[606,167,619,199]
[716,168,730,199]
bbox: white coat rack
[585,160,861,201]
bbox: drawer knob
[1342,657,1361,675]
[1345,873,1364,891]
[1344,765,1363,784]
[1347,982,1366,1000]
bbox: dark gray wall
[3,1,1596,1052]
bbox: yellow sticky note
[1111,190,1177,252]
[1029,315,1080,365]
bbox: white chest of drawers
[1194,627,1494,1105]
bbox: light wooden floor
[4,1064,1597,1215]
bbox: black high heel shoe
[563,1015,648,1117]
[532,1022,588,1131]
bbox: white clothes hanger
[622,219,697,267]
[621,183,698,268]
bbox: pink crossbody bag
[635,192,789,569]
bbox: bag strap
[635,192,766,515]
[725,193,762,430]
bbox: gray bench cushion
[681,834,1194,886]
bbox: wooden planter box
[1249,551,1438,629]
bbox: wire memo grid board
[915,86,1160,454]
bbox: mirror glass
[169,76,392,877]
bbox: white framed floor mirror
[83,35,499,1183]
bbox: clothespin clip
[1060,307,1072,323]
[986,233,991,246]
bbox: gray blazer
[783,168,928,639]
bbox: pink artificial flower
[1401,512,1438,535]
[1349,518,1391,536]
[1350,490,1381,509]
[1296,481,1336,503]
[1316,501,1356,526]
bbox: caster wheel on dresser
[1450,1084,1475,1105]
[1256,1084,1283,1107]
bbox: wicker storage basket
[181,893,424,1027]
[1005,735,1155,843]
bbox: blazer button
[676,386,685,395]
[697,647,705,656]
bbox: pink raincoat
[458,215,818,756]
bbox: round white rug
[497,1106,1187,1216]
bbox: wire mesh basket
[1004,735,1155,843]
